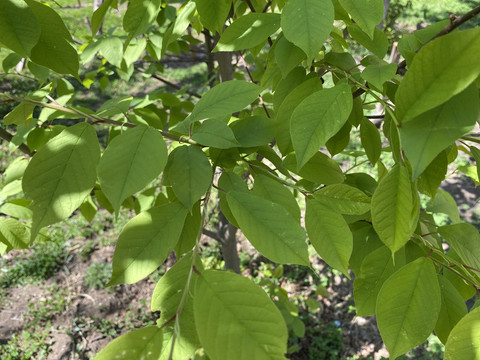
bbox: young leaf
[174,81,261,133]
[438,223,480,271]
[396,27,480,123]
[0,0,40,57]
[25,0,79,76]
[123,0,162,38]
[2,156,28,185]
[353,246,404,316]
[194,270,288,360]
[305,199,353,277]
[371,165,417,254]
[227,190,309,266]
[444,306,480,360]
[166,145,212,211]
[23,122,100,239]
[108,202,188,285]
[214,13,281,52]
[191,119,239,149]
[96,36,124,67]
[401,84,479,179]
[434,275,468,344]
[290,83,353,169]
[339,0,384,39]
[281,0,334,63]
[376,258,441,359]
[98,125,168,214]
[314,183,371,215]
[94,326,163,360]
[253,174,301,222]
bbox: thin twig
[135,67,201,99]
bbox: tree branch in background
[135,67,201,99]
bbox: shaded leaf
[227,190,309,266]
[194,270,288,360]
[108,202,188,285]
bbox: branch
[397,4,480,74]
[135,67,201,99]
[202,228,224,244]
[0,127,34,156]
[0,94,200,146]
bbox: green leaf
[253,174,300,222]
[290,83,353,169]
[306,199,353,277]
[444,306,480,360]
[417,150,448,198]
[174,81,261,133]
[23,123,100,239]
[25,0,79,76]
[214,13,281,52]
[218,171,248,228]
[166,146,212,211]
[194,270,288,360]
[314,183,371,215]
[96,36,124,67]
[347,24,388,59]
[196,0,230,33]
[283,152,345,185]
[3,103,35,127]
[229,116,275,147]
[434,275,468,344]
[123,0,162,38]
[175,201,202,257]
[275,36,306,77]
[376,258,441,359]
[427,189,461,224]
[0,0,40,57]
[227,190,309,266]
[151,253,203,358]
[275,77,324,155]
[371,165,417,254]
[438,223,480,271]
[0,201,32,220]
[353,246,404,316]
[361,63,397,90]
[3,156,28,185]
[191,119,239,149]
[108,202,188,285]
[400,84,479,179]
[96,96,133,117]
[471,146,480,182]
[360,118,382,165]
[97,125,167,214]
[79,195,97,223]
[349,223,383,275]
[396,27,480,123]
[94,326,163,360]
[0,218,30,250]
[91,0,113,35]
[281,0,334,63]
[339,0,383,39]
